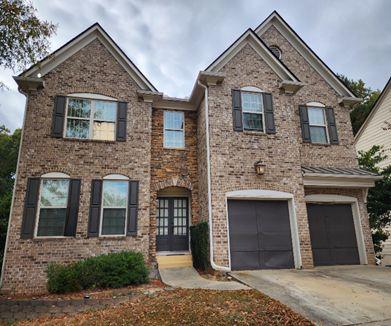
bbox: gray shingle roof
[302,166,379,177]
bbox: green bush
[47,251,149,293]
[190,221,210,271]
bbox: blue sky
[0,0,390,130]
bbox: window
[269,46,281,59]
[164,111,185,148]
[241,92,264,131]
[100,180,128,235]
[308,107,328,144]
[36,178,70,236]
[65,98,117,141]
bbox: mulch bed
[17,288,313,325]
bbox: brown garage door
[228,200,294,270]
[307,204,360,266]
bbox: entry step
[157,254,193,269]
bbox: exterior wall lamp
[254,161,266,175]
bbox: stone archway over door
[149,177,194,259]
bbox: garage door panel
[231,251,260,270]
[260,250,294,269]
[260,231,293,250]
[228,199,294,270]
[230,234,259,251]
[308,203,360,266]
[332,248,360,265]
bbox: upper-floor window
[100,176,129,236]
[241,90,264,132]
[164,111,185,148]
[65,96,117,141]
[269,46,282,59]
[307,107,328,144]
[36,174,70,237]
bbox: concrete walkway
[231,265,391,326]
[159,267,249,290]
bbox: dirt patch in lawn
[17,289,313,325]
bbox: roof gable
[255,11,356,97]
[205,29,300,82]
[355,77,391,141]
[19,23,157,91]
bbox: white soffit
[20,24,157,92]
[255,12,356,98]
[206,29,299,82]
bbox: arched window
[100,174,129,236]
[240,86,265,132]
[36,172,71,237]
[269,46,282,59]
[305,102,328,144]
[64,93,118,141]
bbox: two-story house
[1,11,380,295]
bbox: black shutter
[299,106,311,143]
[64,179,81,236]
[263,93,276,134]
[88,180,102,237]
[21,178,40,239]
[116,101,127,141]
[232,89,243,131]
[326,107,339,144]
[127,181,139,236]
[52,96,66,138]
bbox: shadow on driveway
[231,265,391,326]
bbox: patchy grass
[18,289,313,325]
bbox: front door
[156,197,189,251]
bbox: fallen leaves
[17,288,313,325]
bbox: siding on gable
[355,88,391,168]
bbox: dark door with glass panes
[156,197,189,251]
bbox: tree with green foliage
[358,145,391,254]
[338,74,380,135]
[0,125,21,267]
[0,0,57,88]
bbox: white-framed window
[36,175,70,237]
[64,96,117,141]
[163,111,185,148]
[241,91,264,132]
[308,106,329,144]
[100,178,128,236]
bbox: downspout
[0,91,28,287]
[198,81,230,272]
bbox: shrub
[47,251,149,293]
[190,221,210,270]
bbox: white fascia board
[303,176,377,188]
[21,25,156,92]
[255,13,356,98]
[206,30,298,82]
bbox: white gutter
[197,81,230,272]
[0,92,28,287]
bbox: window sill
[61,137,117,144]
[163,146,187,151]
[242,130,267,136]
[31,236,72,241]
[98,236,127,240]
[304,142,332,147]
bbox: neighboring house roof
[302,166,379,177]
[205,28,300,83]
[255,11,357,98]
[19,23,157,92]
[354,76,391,141]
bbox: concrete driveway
[231,266,391,325]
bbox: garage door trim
[305,194,367,265]
[225,189,302,269]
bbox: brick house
[1,11,381,294]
